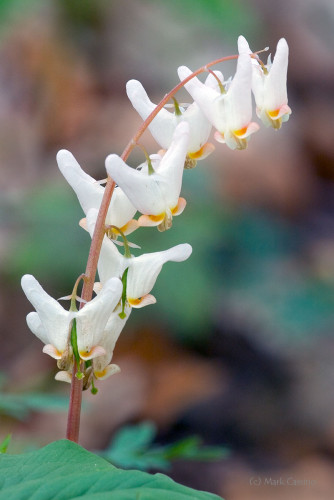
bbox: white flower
[178,54,260,150]
[86,209,192,308]
[92,304,131,380]
[105,121,189,231]
[126,79,214,162]
[21,274,123,361]
[56,149,138,237]
[238,35,291,129]
[55,305,130,383]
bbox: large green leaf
[0,439,223,500]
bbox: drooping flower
[21,274,123,362]
[105,121,190,231]
[56,149,139,239]
[178,53,260,150]
[126,78,215,165]
[92,304,131,380]
[55,304,131,383]
[86,208,193,308]
[238,35,291,129]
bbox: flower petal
[26,312,49,345]
[137,214,165,227]
[21,274,70,354]
[94,364,121,380]
[106,122,189,216]
[225,53,253,132]
[178,65,224,131]
[106,155,165,215]
[93,305,131,373]
[57,149,137,228]
[55,371,72,383]
[128,293,156,308]
[126,79,175,149]
[86,209,127,284]
[126,243,192,301]
[43,344,63,359]
[57,150,104,216]
[264,38,289,112]
[76,276,123,356]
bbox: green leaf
[109,422,156,453]
[162,437,229,462]
[0,392,69,420]
[0,440,223,500]
[101,422,228,472]
[0,434,11,454]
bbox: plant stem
[65,52,239,443]
[66,180,116,442]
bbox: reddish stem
[66,181,116,442]
[65,52,239,443]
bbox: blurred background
[1,0,334,498]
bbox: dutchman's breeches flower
[178,53,260,150]
[238,35,291,129]
[56,149,139,239]
[21,274,123,381]
[86,208,192,309]
[126,79,215,166]
[105,121,190,231]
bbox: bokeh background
[1,0,334,498]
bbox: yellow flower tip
[233,126,248,137]
[128,294,156,308]
[42,344,63,359]
[171,197,187,216]
[94,364,121,380]
[188,142,215,160]
[268,109,280,118]
[79,345,106,361]
[149,213,166,223]
[128,297,142,307]
[137,214,165,227]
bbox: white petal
[43,344,63,359]
[57,149,104,215]
[57,149,136,229]
[126,79,175,149]
[237,35,251,55]
[264,38,289,111]
[225,53,253,131]
[55,371,72,383]
[26,312,49,345]
[94,364,121,380]
[105,155,167,216]
[154,121,189,207]
[93,305,131,372]
[204,70,225,90]
[86,209,127,284]
[21,275,70,353]
[127,243,192,300]
[76,276,123,356]
[105,187,137,229]
[128,293,157,308]
[178,65,225,131]
[178,103,211,155]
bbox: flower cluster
[21,35,290,391]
